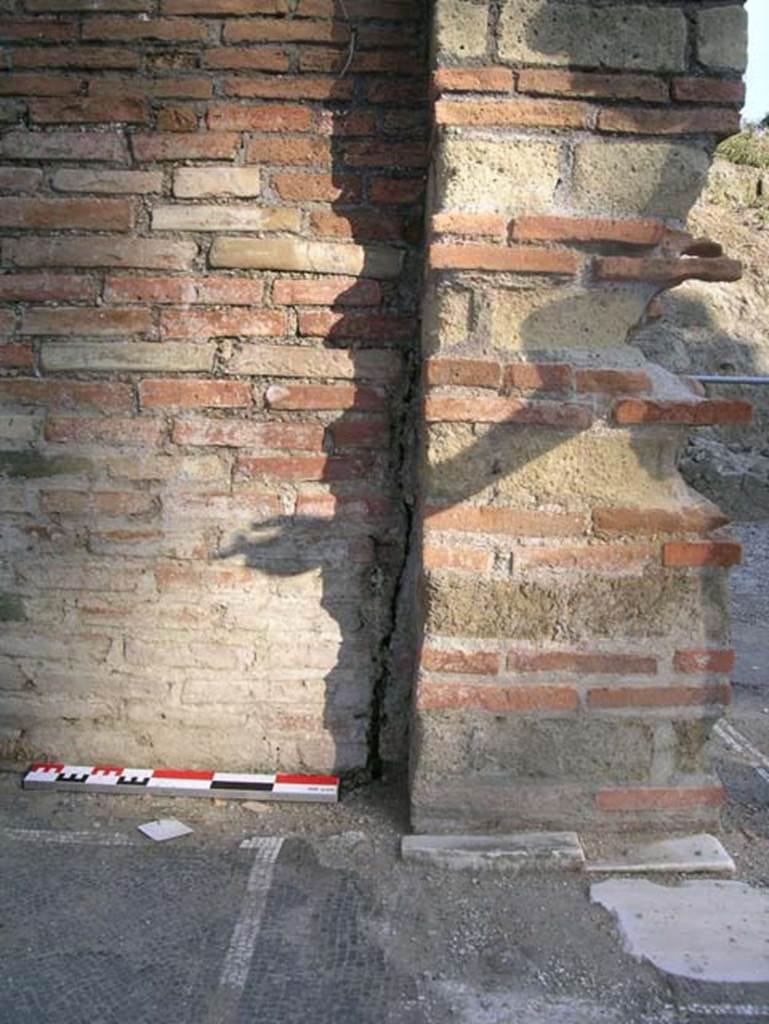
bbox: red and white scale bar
[22,763,338,803]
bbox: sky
[744,0,769,123]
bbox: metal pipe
[691,375,769,386]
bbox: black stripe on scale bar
[57,772,89,783]
[116,777,150,786]
[210,780,274,791]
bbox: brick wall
[0,0,428,773]
[410,0,749,832]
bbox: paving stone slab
[585,833,735,876]
[401,832,585,872]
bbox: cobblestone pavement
[0,525,767,1024]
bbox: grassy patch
[717,130,769,169]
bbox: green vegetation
[717,126,769,169]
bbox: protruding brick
[513,215,663,246]
[588,685,731,709]
[593,507,730,535]
[425,395,592,428]
[424,505,588,537]
[516,69,668,103]
[674,649,736,674]
[595,255,741,286]
[596,787,724,813]
[432,68,513,94]
[662,541,742,568]
[417,681,578,713]
[613,398,751,427]
[429,243,578,275]
[421,646,499,676]
[507,650,657,675]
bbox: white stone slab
[401,832,585,872]
[586,833,735,876]
[591,879,769,982]
[137,819,193,843]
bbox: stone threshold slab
[584,833,735,876]
[401,832,585,872]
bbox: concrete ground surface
[0,524,767,1024]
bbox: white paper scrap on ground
[585,833,735,875]
[591,879,769,982]
[138,819,193,842]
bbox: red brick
[224,75,352,101]
[294,491,393,519]
[417,680,578,713]
[425,359,501,389]
[423,544,492,573]
[596,787,724,812]
[245,136,331,165]
[172,419,323,449]
[435,98,588,129]
[588,684,731,709]
[7,237,197,270]
[432,68,514,94]
[42,490,157,516]
[0,167,44,191]
[272,277,380,306]
[156,105,198,132]
[328,419,389,449]
[163,0,289,11]
[429,243,578,275]
[224,17,349,43]
[207,103,312,132]
[1,130,127,161]
[309,210,404,243]
[139,380,252,409]
[203,47,290,72]
[298,0,417,16]
[369,178,425,204]
[90,76,213,101]
[513,215,663,246]
[0,74,83,96]
[597,106,740,137]
[0,344,33,369]
[265,384,386,411]
[298,48,421,75]
[105,275,264,306]
[273,173,361,202]
[30,97,148,124]
[297,310,411,341]
[575,369,651,395]
[517,69,668,103]
[234,453,372,481]
[503,363,573,393]
[662,541,742,568]
[421,646,499,676]
[0,18,76,41]
[0,379,133,412]
[160,309,286,339]
[425,395,592,428]
[431,212,507,238]
[0,274,96,302]
[594,255,741,285]
[672,77,745,104]
[674,649,736,674]
[83,15,207,41]
[515,543,657,571]
[13,47,139,69]
[366,80,425,104]
[45,415,163,446]
[131,133,239,161]
[507,650,657,675]
[21,307,150,336]
[341,140,428,167]
[593,507,730,535]
[0,198,135,231]
[613,398,752,426]
[424,505,587,536]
